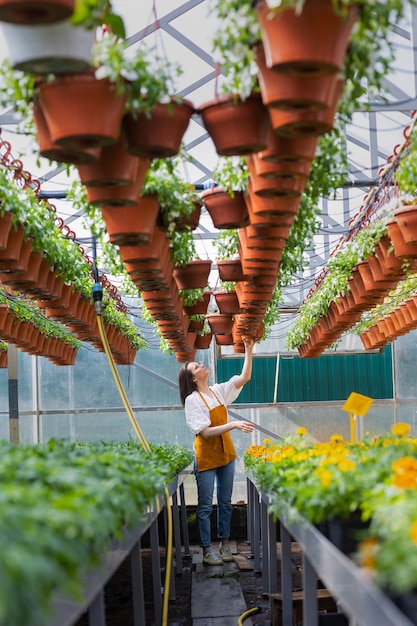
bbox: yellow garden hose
[96,312,173,626]
[237,606,261,625]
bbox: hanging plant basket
[122,98,195,159]
[86,174,147,207]
[0,211,13,251]
[77,135,149,187]
[201,187,249,229]
[207,313,234,335]
[214,333,234,346]
[33,100,100,165]
[259,129,319,164]
[256,0,358,77]
[198,93,270,156]
[173,259,212,290]
[217,258,246,283]
[254,41,338,111]
[38,72,127,149]
[101,194,160,246]
[183,290,212,316]
[213,290,240,315]
[0,0,74,24]
[393,204,417,245]
[1,19,94,74]
[195,332,212,350]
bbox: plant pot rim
[198,92,261,112]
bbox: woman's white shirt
[184,375,241,435]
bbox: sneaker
[202,551,223,566]
[219,544,233,562]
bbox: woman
[178,337,255,565]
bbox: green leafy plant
[169,230,198,268]
[92,33,183,117]
[0,439,192,626]
[70,0,126,37]
[211,156,250,197]
[142,158,201,232]
[285,204,393,349]
[213,229,239,260]
[395,123,417,198]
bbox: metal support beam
[8,344,18,443]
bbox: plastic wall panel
[217,346,393,403]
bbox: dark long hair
[178,362,197,406]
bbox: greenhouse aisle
[190,541,257,625]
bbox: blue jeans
[194,459,235,548]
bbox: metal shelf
[247,476,415,626]
[48,472,190,626]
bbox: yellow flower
[358,537,378,569]
[391,456,417,489]
[410,521,417,546]
[338,458,356,472]
[330,434,344,443]
[296,427,307,436]
[315,468,332,487]
[391,422,411,437]
[263,438,270,445]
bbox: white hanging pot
[0,19,95,74]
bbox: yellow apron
[194,389,237,472]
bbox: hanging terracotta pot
[119,227,170,267]
[0,349,7,368]
[1,19,94,74]
[0,230,33,274]
[122,98,195,158]
[244,187,297,227]
[246,180,301,217]
[268,78,345,138]
[25,257,53,298]
[0,223,26,269]
[393,204,417,244]
[86,171,147,207]
[251,153,311,180]
[207,313,234,335]
[258,127,319,164]
[256,0,358,77]
[38,72,127,149]
[183,290,212,316]
[175,200,202,232]
[0,211,13,250]
[375,235,407,278]
[0,248,43,288]
[215,333,234,346]
[188,318,205,333]
[195,332,212,350]
[254,41,338,111]
[367,252,399,288]
[247,154,306,198]
[33,100,100,165]
[0,0,74,24]
[216,258,247,283]
[244,224,290,247]
[77,135,149,187]
[101,194,160,246]
[198,93,270,156]
[201,187,249,229]
[173,259,212,290]
[356,259,394,299]
[213,290,240,315]
[387,219,417,261]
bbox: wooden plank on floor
[233,554,253,571]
